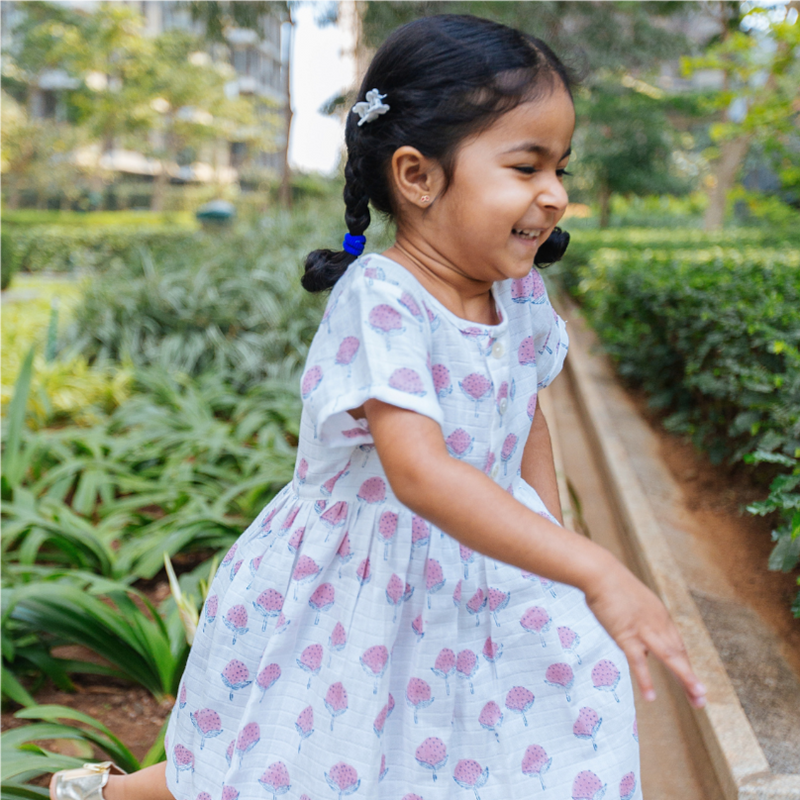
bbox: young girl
[52,14,705,800]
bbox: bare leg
[50,762,172,800]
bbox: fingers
[624,641,656,702]
[647,630,707,709]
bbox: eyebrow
[503,143,572,160]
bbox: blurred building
[1,0,288,190]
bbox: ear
[390,146,445,208]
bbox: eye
[513,166,536,175]
[557,169,572,177]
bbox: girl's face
[419,86,575,284]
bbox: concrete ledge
[562,316,800,799]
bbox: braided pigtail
[534,227,570,268]
[302,157,372,293]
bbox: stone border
[562,320,800,800]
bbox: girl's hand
[583,558,707,710]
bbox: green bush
[1,231,20,290]
[559,241,800,612]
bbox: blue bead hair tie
[342,233,366,256]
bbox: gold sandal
[52,762,126,800]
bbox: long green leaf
[0,666,35,707]
[3,347,35,492]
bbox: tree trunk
[598,184,611,228]
[278,12,294,208]
[703,135,750,231]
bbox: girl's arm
[364,399,707,709]
[519,401,563,525]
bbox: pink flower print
[246,553,264,589]
[425,304,440,332]
[295,705,314,752]
[406,677,434,724]
[453,579,462,607]
[500,433,518,475]
[411,613,424,642]
[425,558,446,608]
[459,372,494,417]
[296,458,308,485]
[415,737,448,782]
[520,606,552,647]
[223,604,249,645]
[256,663,281,702]
[335,336,360,377]
[231,559,243,578]
[505,685,535,726]
[292,555,321,600]
[259,762,291,800]
[360,644,389,694]
[518,336,536,367]
[591,659,621,702]
[221,543,238,578]
[356,476,386,519]
[459,544,475,579]
[253,588,284,632]
[538,574,558,598]
[309,582,335,625]
[460,327,490,357]
[453,759,489,800]
[178,681,187,713]
[301,365,323,399]
[527,393,538,421]
[297,643,323,689]
[456,649,479,695]
[368,304,405,350]
[511,272,536,304]
[403,796,423,800]
[278,505,301,541]
[328,621,347,665]
[431,648,456,696]
[379,753,388,782]
[235,722,260,766]
[573,707,602,751]
[411,515,431,558]
[198,793,213,800]
[203,594,217,632]
[482,636,503,664]
[389,367,427,396]
[431,363,452,399]
[466,587,486,626]
[373,700,390,739]
[362,262,385,284]
[337,532,353,577]
[521,744,552,791]
[483,450,496,476]
[545,662,575,702]
[325,762,361,800]
[487,588,509,625]
[322,461,351,496]
[446,428,474,459]
[399,291,424,323]
[479,700,503,742]
[287,526,305,554]
[355,557,371,588]
[377,510,399,560]
[324,681,349,731]
[572,770,606,800]
[632,716,639,742]
[220,659,251,701]
[321,500,349,542]
[558,626,583,664]
[225,740,234,766]
[172,743,194,783]
[221,787,238,800]
[257,506,279,540]
[385,573,413,622]
[190,708,223,750]
[620,772,637,800]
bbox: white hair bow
[352,89,390,126]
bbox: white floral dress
[165,254,641,800]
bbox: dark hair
[303,14,575,293]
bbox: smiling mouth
[512,228,543,241]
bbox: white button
[490,464,500,479]
[499,398,508,415]
[492,341,505,359]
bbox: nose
[537,172,569,216]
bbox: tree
[682,3,800,229]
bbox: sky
[288,3,354,175]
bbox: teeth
[513,228,542,240]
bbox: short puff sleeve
[301,268,442,447]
